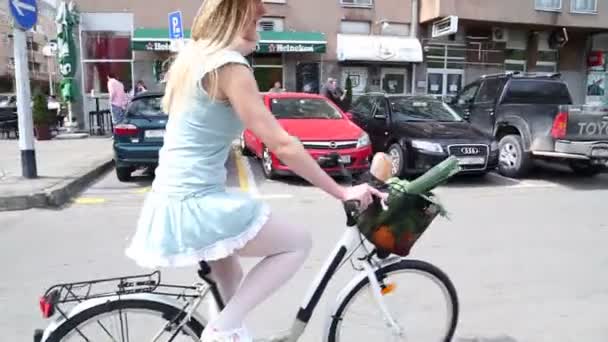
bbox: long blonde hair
[162,0,256,114]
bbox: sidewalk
[0,137,114,211]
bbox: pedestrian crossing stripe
[74,197,106,205]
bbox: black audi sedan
[347,94,498,177]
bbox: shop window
[83,31,132,60]
[535,0,561,11]
[249,54,283,92]
[571,0,597,13]
[83,62,133,94]
[341,0,373,7]
[340,20,371,35]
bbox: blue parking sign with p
[168,11,183,39]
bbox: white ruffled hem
[125,204,271,268]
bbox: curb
[0,159,114,212]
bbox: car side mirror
[345,112,353,120]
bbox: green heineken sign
[133,40,172,52]
[256,42,326,54]
[132,29,328,54]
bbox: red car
[240,92,372,179]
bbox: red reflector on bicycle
[39,297,54,318]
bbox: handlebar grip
[343,200,360,227]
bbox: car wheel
[570,161,603,177]
[240,132,254,157]
[498,135,532,178]
[116,167,133,182]
[261,146,277,179]
[387,143,405,177]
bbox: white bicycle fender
[40,293,208,342]
[322,256,403,342]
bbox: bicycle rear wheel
[45,299,205,342]
[328,259,458,342]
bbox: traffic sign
[168,11,183,40]
[8,0,38,31]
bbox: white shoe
[200,326,253,342]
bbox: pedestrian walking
[107,73,128,123]
[124,1,385,341]
[320,77,345,108]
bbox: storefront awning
[337,34,423,63]
[256,31,326,53]
[132,28,326,53]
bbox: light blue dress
[125,49,270,269]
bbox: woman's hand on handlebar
[340,183,388,210]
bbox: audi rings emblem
[329,142,338,149]
[460,147,480,155]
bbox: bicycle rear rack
[39,270,205,320]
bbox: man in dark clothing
[320,78,344,108]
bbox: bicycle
[34,153,460,342]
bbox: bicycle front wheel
[328,259,459,342]
[45,299,205,342]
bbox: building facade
[419,0,608,104]
[70,0,421,126]
[67,0,608,128]
[0,0,58,94]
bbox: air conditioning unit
[492,27,508,42]
[257,18,284,32]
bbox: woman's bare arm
[216,64,347,201]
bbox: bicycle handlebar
[317,153,387,227]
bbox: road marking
[234,149,249,192]
[74,197,107,205]
[486,172,560,189]
[233,148,260,196]
[135,186,151,194]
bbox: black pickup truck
[449,72,608,178]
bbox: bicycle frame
[278,225,404,342]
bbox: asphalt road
[1,149,608,341]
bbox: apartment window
[341,0,373,7]
[571,0,597,13]
[340,20,371,35]
[535,0,561,11]
[381,23,410,36]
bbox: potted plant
[32,89,54,140]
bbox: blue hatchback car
[113,91,167,182]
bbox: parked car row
[112,71,608,183]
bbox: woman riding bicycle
[124,1,385,341]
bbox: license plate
[456,156,485,165]
[339,155,351,163]
[591,148,608,157]
[145,130,165,138]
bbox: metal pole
[411,0,419,38]
[48,57,54,96]
[13,27,37,178]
